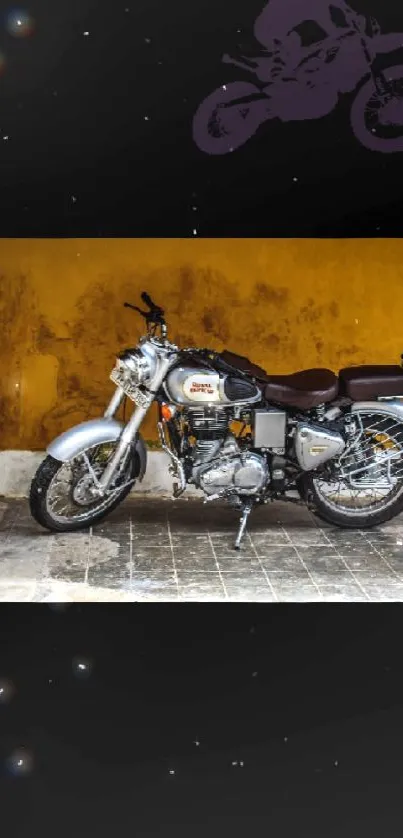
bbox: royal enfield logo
[193,1,403,156]
[190,382,215,394]
[183,374,220,401]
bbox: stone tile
[318,583,369,602]
[130,574,179,601]
[0,579,37,601]
[224,586,277,602]
[132,555,173,573]
[247,530,290,547]
[344,553,398,576]
[132,545,171,561]
[217,556,262,573]
[285,528,334,547]
[176,570,223,585]
[172,547,215,561]
[174,555,218,573]
[275,587,323,602]
[293,546,340,562]
[214,569,267,586]
[257,549,304,573]
[296,555,350,584]
[87,557,131,588]
[49,566,87,583]
[269,570,321,598]
[177,585,226,601]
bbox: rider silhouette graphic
[253,0,362,47]
[193,2,403,155]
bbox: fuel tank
[164,366,261,406]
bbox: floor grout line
[166,514,180,600]
[246,532,278,602]
[206,530,229,600]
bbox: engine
[187,407,230,463]
[185,407,269,497]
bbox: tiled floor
[1,495,403,601]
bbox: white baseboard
[0,450,200,499]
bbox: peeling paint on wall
[1,238,403,450]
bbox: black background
[1,605,403,836]
[0,0,403,235]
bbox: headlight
[116,347,157,384]
[116,350,150,384]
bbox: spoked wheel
[351,66,403,153]
[29,441,140,532]
[300,411,403,528]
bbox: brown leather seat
[264,368,339,410]
[339,365,403,400]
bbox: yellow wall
[0,237,402,450]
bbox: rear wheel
[29,441,141,532]
[299,410,403,528]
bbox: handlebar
[141,291,158,311]
[123,292,166,336]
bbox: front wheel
[350,65,403,153]
[30,441,142,532]
[192,81,269,155]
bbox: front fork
[96,357,172,493]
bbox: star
[144,37,151,44]
[169,769,175,775]
[143,116,150,121]
[3,135,9,141]
[194,740,200,747]
[83,31,90,37]
[192,228,198,235]
[71,195,77,203]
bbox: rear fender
[351,400,403,424]
[47,418,147,481]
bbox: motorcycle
[192,7,403,155]
[30,292,403,549]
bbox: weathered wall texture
[0,237,402,450]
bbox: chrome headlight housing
[114,343,158,386]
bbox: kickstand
[234,501,253,550]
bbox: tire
[299,472,403,529]
[350,65,403,154]
[29,451,140,533]
[192,81,268,155]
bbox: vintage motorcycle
[30,292,403,549]
[193,8,403,155]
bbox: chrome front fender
[47,418,147,481]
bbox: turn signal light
[161,403,174,421]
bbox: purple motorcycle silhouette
[193,1,403,155]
